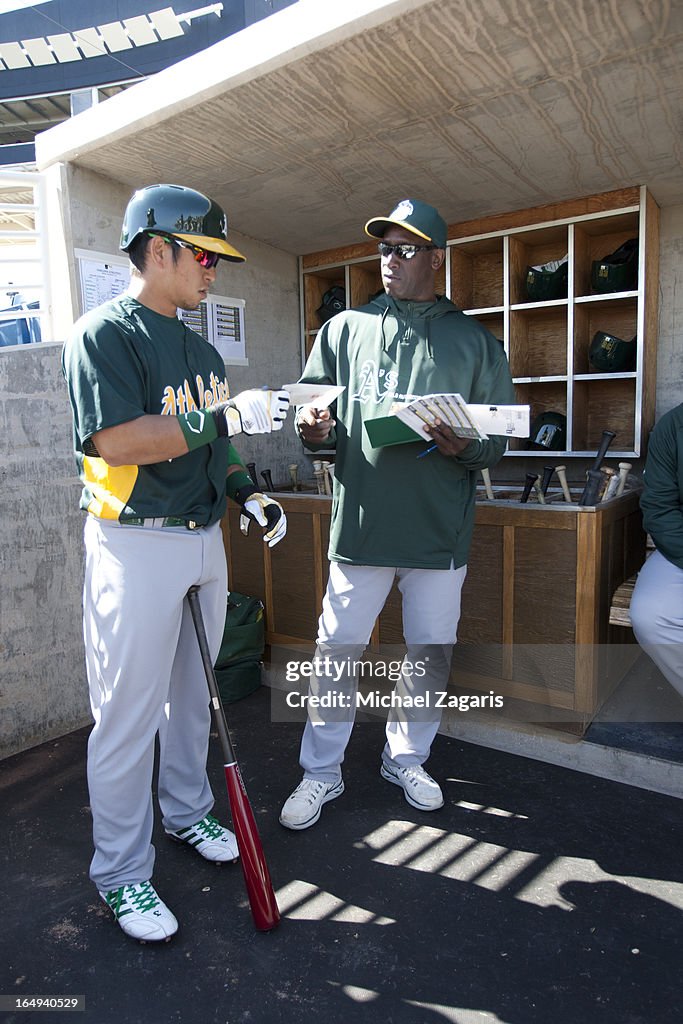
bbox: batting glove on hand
[224,388,290,436]
[240,492,287,547]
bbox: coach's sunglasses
[149,232,222,269]
[377,242,437,260]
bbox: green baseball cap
[364,198,447,248]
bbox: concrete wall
[0,342,87,759]
[654,203,683,418]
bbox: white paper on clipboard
[283,383,345,408]
[394,393,529,440]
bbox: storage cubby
[507,380,567,452]
[573,212,640,298]
[300,187,658,458]
[509,306,568,378]
[572,379,637,452]
[450,237,504,310]
[349,260,382,308]
[573,299,638,375]
[508,225,569,305]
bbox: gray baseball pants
[83,516,227,891]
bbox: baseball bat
[591,430,617,472]
[555,465,572,503]
[246,462,258,488]
[261,469,274,492]
[599,466,617,501]
[481,467,494,500]
[579,468,606,506]
[288,463,299,492]
[533,478,546,504]
[520,472,538,503]
[616,461,632,497]
[540,465,555,496]
[186,586,280,933]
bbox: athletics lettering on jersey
[349,359,419,409]
[160,371,230,416]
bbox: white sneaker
[100,881,178,943]
[166,814,239,863]
[380,762,444,810]
[279,777,344,830]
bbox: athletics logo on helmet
[120,183,245,263]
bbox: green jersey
[300,293,516,569]
[62,294,235,526]
[640,402,683,570]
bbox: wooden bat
[288,464,299,491]
[187,587,280,932]
[520,472,538,503]
[246,462,258,488]
[579,469,606,506]
[540,466,555,496]
[481,467,494,500]
[555,465,572,503]
[599,466,617,501]
[592,430,617,472]
[533,478,546,504]
[261,469,274,492]
[616,461,632,497]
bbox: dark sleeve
[640,411,683,569]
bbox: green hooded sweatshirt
[299,293,516,569]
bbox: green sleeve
[453,334,516,472]
[295,323,338,451]
[640,410,683,568]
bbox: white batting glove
[239,492,287,547]
[224,388,290,436]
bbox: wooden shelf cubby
[299,186,659,458]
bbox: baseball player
[62,183,289,942]
[630,403,683,700]
[280,199,515,830]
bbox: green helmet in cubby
[316,285,346,325]
[590,238,638,294]
[527,411,567,451]
[525,257,568,302]
[589,330,637,372]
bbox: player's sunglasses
[150,233,222,269]
[378,242,437,260]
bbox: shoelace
[106,882,160,916]
[193,814,224,839]
[295,780,326,804]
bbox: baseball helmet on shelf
[589,330,637,372]
[316,285,346,325]
[525,257,568,302]
[526,411,567,451]
[120,183,245,262]
[590,238,638,294]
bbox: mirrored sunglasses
[378,242,437,261]
[151,233,221,269]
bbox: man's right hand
[297,405,335,443]
[223,388,290,436]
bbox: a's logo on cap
[391,200,414,220]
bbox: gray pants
[630,548,683,699]
[299,561,467,782]
[83,517,227,891]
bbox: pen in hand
[416,443,438,459]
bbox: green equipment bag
[214,592,265,703]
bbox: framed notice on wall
[178,294,247,365]
[75,249,130,314]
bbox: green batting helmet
[120,183,245,262]
[591,238,638,294]
[589,330,637,372]
[525,258,568,302]
[527,411,567,451]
